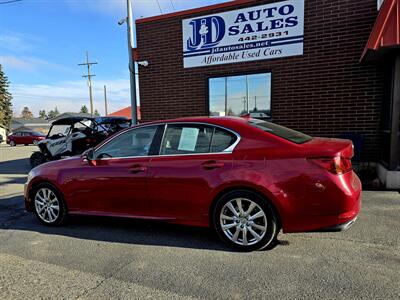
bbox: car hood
[33,155,85,174]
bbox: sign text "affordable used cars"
[182,0,304,68]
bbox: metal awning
[361,0,400,62]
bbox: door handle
[201,160,224,170]
[129,165,147,173]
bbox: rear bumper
[312,217,357,232]
[282,171,362,233]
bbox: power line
[0,0,23,4]
[169,0,175,12]
[78,51,97,117]
[156,0,163,14]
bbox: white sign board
[178,127,199,151]
[182,0,304,68]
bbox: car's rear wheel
[213,190,279,251]
[33,183,67,226]
[10,141,16,147]
[33,140,38,145]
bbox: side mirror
[83,148,95,164]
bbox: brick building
[135,0,400,188]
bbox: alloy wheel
[34,188,60,224]
[219,198,268,246]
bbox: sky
[0,0,232,117]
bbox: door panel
[14,133,22,144]
[67,125,159,216]
[148,154,233,223]
[67,157,150,215]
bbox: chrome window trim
[94,121,241,161]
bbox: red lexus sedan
[24,117,361,251]
[7,131,46,146]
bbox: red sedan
[7,131,46,146]
[24,117,361,251]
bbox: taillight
[309,157,352,175]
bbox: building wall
[136,0,384,161]
[0,127,6,143]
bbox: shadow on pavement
[1,202,282,252]
[0,176,27,185]
[0,158,31,175]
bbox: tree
[0,64,13,130]
[38,110,47,119]
[80,105,88,114]
[21,106,33,119]
[94,109,100,117]
[47,107,60,119]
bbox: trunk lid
[301,137,354,158]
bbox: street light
[119,0,138,125]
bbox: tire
[213,190,279,251]
[33,140,38,145]
[32,183,67,226]
[30,152,47,168]
[10,141,16,147]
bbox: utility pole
[78,51,97,117]
[119,0,138,125]
[104,85,108,116]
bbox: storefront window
[209,73,272,118]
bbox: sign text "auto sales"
[182,0,304,68]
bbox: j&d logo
[186,16,226,51]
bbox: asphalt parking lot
[0,145,399,299]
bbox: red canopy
[361,0,400,61]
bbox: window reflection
[209,73,271,118]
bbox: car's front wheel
[33,183,67,226]
[213,190,279,251]
[9,140,16,147]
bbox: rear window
[248,119,312,144]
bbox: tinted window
[249,119,312,144]
[160,125,213,155]
[95,126,157,159]
[210,128,236,152]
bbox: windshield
[48,125,71,137]
[248,119,312,144]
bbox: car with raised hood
[24,117,361,251]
